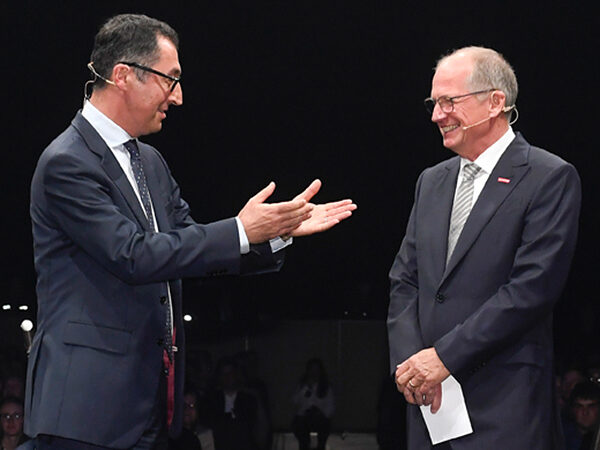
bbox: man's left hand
[395,347,450,397]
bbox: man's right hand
[238,182,314,244]
[401,382,443,413]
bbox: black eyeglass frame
[117,61,181,92]
[424,89,496,114]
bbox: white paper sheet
[419,375,473,445]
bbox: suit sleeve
[387,172,426,373]
[434,163,581,374]
[150,147,284,277]
[41,149,244,284]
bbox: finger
[295,179,322,203]
[327,210,353,223]
[320,199,357,212]
[250,182,276,204]
[395,364,415,388]
[422,393,431,406]
[411,389,423,406]
[322,203,357,219]
[431,386,443,414]
[272,198,311,214]
[395,377,404,393]
[278,214,314,236]
[275,203,314,225]
[403,388,417,405]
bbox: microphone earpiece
[502,105,515,112]
[87,62,116,86]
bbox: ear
[489,90,506,118]
[111,63,132,90]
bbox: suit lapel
[71,113,152,231]
[441,133,530,282]
[428,158,460,281]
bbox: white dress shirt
[454,127,516,204]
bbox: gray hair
[437,46,518,118]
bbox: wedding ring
[408,379,417,388]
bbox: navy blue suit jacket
[388,133,581,449]
[25,112,283,448]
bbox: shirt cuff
[269,236,293,253]
[235,217,250,254]
[235,217,293,254]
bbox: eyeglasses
[0,413,23,421]
[118,61,181,92]
[424,89,496,114]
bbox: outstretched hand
[238,179,356,244]
[289,179,357,237]
[238,182,314,244]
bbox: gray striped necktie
[447,163,481,264]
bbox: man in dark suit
[387,46,580,448]
[25,14,355,449]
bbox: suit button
[160,296,167,304]
[157,338,164,346]
[435,293,445,303]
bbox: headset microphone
[461,105,517,130]
[461,116,492,130]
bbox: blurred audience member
[561,368,587,411]
[292,358,334,450]
[236,351,270,413]
[564,381,600,449]
[0,397,29,450]
[210,358,259,450]
[183,389,214,450]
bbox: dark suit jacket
[388,133,581,449]
[25,112,283,448]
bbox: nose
[431,102,446,123]
[169,82,183,106]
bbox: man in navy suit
[25,14,355,449]
[387,46,580,448]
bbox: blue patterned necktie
[124,139,173,362]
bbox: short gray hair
[437,46,518,118]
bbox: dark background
[2,2,598,364]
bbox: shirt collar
[81,100,134,148]
[460,126,516,174]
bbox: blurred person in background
[1,397,29,450]
[292,358,334,450]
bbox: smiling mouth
[441,124,459,133]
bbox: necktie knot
[124,139,140,159]
[463,163,481,181]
